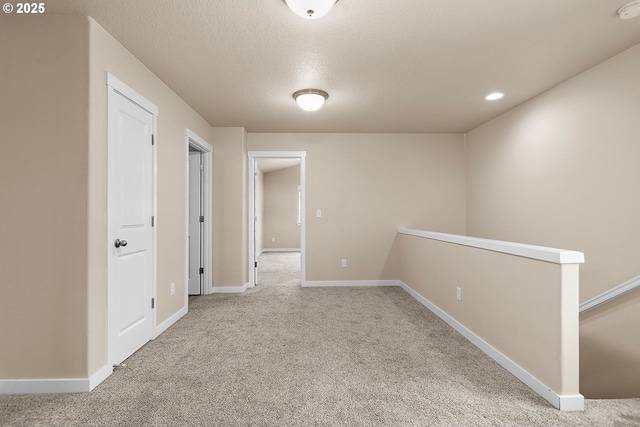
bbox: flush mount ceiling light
[618,0,640,19]
[485,92,504,101]
[284,0,338,19]
[293,89,329,111]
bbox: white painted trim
[398,280,584,411]
[212,283,249,293]
[300,156,306,286]
[302,280,400,287]
[580,274,640,313]
[88,364,114,391]
[249,156,257,286]
[0,365,113,394]
[248,151,306,288]
[106,73,158,116]
[559,395,586,411]
[249,151,307,159]
[151,111,158,340]
[185,129,214,296]
[262,248,301,253]
[0,379,89,394]
[398,228,584,264]
[184,145,190,300]
[155,306,188,336]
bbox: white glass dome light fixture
[293,89,329,111]
[284,0,338,19]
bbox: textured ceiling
[47,0,640,133]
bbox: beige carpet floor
[1,251,639,426]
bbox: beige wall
[466,42,640,397]
[396,233,580,396]
[248,133,466,281]
[0,16,90,379]
[263,165,301,249]
[211,127,248,288]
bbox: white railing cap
[398,228,585,265]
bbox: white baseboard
[398,281,584,411]
[88,364,113,391]
[0,303,189,396]
[262,248,301,253]
[558,394,585,411]
[0,364,113,395]
[212,282,249,293]
[155,306,188,338]
[302,280,400,287]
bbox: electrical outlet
[271,237,276,242]
[456,287,462,302]
[171,282,176,295]
[341,259,347,268]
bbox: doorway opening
[248,151,306,287]
[186,130,213,297]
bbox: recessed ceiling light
[485,92,504,101]
[284,0,338,19]
[293,89,329,111]
[618,0,640,19]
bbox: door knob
[114,239,128,248]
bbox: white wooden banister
[580,274,640,313]
[397,228,585,264]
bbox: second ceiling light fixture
[293,89,329,111]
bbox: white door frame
[185,129,213,296]
[106,73,158,365]
[248,151,306,287]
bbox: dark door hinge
[151,216,155,227]
[151,134,155,145]
[151,298,155,309]
[199,215,204,223]
[199,267,204,275]
[255,261,258,268]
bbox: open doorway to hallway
[248,151,306,288]
[186,130,213,297]
[255,158,302,285]
[256,252,301,288]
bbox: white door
[188,151,203,295]
[107,86,155,366]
